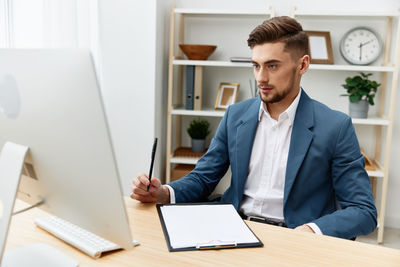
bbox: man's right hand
[130,172,170,203]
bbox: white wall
[98,0,158,194]
[97,0,400,228]
[154,1,175,191]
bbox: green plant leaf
[353,76,363,83]
[359,88,369,95]
[348,80,359,87]
[368,96,375,105]
[342,72,380,106]
[361,72,372,78]
[345,77,353,83]
[187,118,211,139]
[350,94,361,103]
[371,81,378,88]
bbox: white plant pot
[349,99,369,118]
[191,138,205,153]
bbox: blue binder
[186,65,195,110]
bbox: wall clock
[340,27,382,65]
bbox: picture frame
[215,82,240,110]
[305,31,334,64]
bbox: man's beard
[258,82,294,104]
[259,86,287,104]
[258,69,297,104]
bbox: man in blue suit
[131,16,377,239]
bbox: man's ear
[298,55,310,74]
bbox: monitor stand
[0,141,29,260]
[0,142,79,267]
[2,243,79,267]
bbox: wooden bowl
[179,44,217,60]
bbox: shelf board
[172,109,390,126]
[293,11,400,18]
[173,59,251,67]
[171,108,225,117]
[171,147,205,165]
[170,157,199,165]
[173,60,395,72]
[170,156,385,178]
[309,64,395,72]
[352,117,390,126]
[174,8,273,16]
[367,169,384,178]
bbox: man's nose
[256,68,269,84]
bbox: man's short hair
[247,16,309,60]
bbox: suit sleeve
[168,108,231,202]
[312,116,377,238]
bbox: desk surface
[5,199,400,267]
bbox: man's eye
[268,64,277,69]
[252,64,260,69]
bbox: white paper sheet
[309,36,328,59]
[160,204,259,249]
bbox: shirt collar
[258,88,302,125]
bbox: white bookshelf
[169,156,385,179]
[367,169,385,178]
[172,108,390,126]
[290,10,400,18]
[166,5,399,244]
[173,59,252,67]
[173,59,395,72]
[165,6,277,186]
[171,108,225,117]
[174,8,275,16]
[291,6,400,244]
[351,117,390,126]
[308,64,395,72]
[170,157,199,165]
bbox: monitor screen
[0,49,133,252]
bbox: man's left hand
[294,224,315,233]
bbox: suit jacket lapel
[235,97,260,204]
[284,90,314,206]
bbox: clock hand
[361,39,374,46]
[359,43,362,61]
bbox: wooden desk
[5,199,400,266]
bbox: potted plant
[187,118,210,152]
[341,72,380,118]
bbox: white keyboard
[34,216,139,258]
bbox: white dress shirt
[239,90,300,221]
[167,89,322,234]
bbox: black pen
[147,138,158,192]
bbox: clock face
[340,27,382,65]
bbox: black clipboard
[156,203,263,252]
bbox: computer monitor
[0,49,134,256]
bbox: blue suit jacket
[169,90,377,239]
